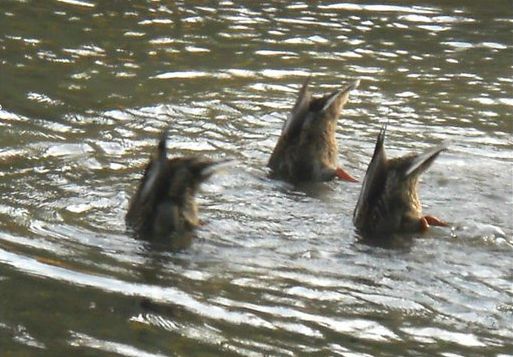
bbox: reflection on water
[0,0,512,355]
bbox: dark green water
[1,1,512,356]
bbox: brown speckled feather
[126,131,231,243]
[353,126,448,236]
[268,78,359,183]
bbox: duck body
[353,125,448,237]
[126,131,228,243]
[268,78,359,184]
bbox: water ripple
[0,1,512,355]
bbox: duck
[353,124,448,237]
[267,77,360,184]
[126,130,231,243]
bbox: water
[1,1,512,355]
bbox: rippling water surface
[1,1,512,355]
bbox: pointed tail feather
[321,79,360,113]
[405,141,449,177]
[374,121,387,158]
[157,130,168,158]
[291,75,312,115]
[353,122,388,223]
[282,77,312,135]
[140,131,169,201]
[200,159,237,179]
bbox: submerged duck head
[353,124,448,237]
[126,131,231,243]
[268,77,360,183]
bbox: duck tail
[320,79,360,113]
[373,121,387,158]
[405,141,449,177]
[140,131,169,201]
[199,159,237,179]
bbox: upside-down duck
[126,131,231,245]
[268,77,360,184]
[353,124,448,237]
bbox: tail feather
[200,159,237,179]
[353,122,388,223]
[374,122,387,157]
[157,130,168,158]
[140,132,169,201]
[292,76,312,115]
[320,79,360,113]
[282,76,312,136]
[405,141,449,177]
